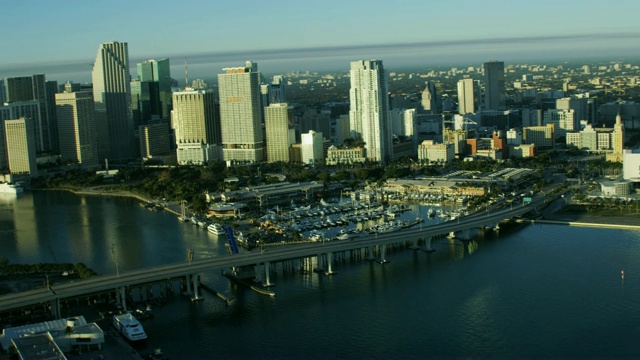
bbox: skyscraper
[4,117,38,177]
[457,78,476,114]
[55,91,99,168]
[3,75,53,152]
[349,60,392,162]
[171,89,221,165]
[137,58,172,120]
[217,61,264,163]
[91,41,135,163]
[269,75,287,104]
[483,61,505,111]
[265,103,294,163]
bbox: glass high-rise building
[483,61,505,111]
[137,58,172,120]
[349,60,392,162]
[217,61,264,163]
[91,41,136,163]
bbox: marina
[1,191,639,358]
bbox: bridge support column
[117,286,127,311]
[191,274,200,300]
[185,274,193,295]
[459,228,472,241]
[325,253,336,275]
[263,261,274,287]
[423,236,434,252]
[378,245,389,264]
[314,254,323,272]
[409,238,419,249]
[366,246,375,261]
[49,298,61,319]
[493,223,500,231]
[447,231,456,239]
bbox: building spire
[616,106,622,126]
[184,57,189,90]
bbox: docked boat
[208,223,226,236]
[0,182,23,194]
[113,313,147,341]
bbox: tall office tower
[457,78,476,114]
[483,61,505,111]
[4,118,38,177]
[301,130,324,165]
[349,60,393,162]
[55,92,99,168]
[137,58,172,120]
[3,75,52,152]
[217,61,265,163]
[0,80,5,104]
[45,80,59,153]
[1,101,41,167]
[334,114,351,146]
[269,75,287,104]
[91,41,135,163]
[265,103,294,163]
[131,80,160,127]
[421,82,438,113]
[171,89,221,165]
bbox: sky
[2,0,640,83]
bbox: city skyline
[2,0,640,82]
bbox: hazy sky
[2,0,640,82]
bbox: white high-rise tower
[457,78,476,114]
[218,61,265,163]
[349,60,392,162]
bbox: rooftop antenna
[184,57,189,90]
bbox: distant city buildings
[349,60,393,162]
[417,140,454,164]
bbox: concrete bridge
[0,196,545,317]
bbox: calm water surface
[1,191,639,359]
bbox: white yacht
[112,313,147,341]
[208,223,226,236]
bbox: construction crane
[441,113,477,141]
